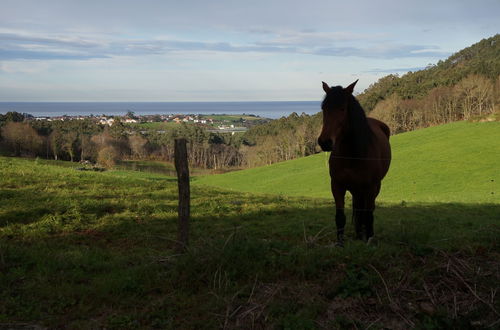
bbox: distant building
[99,118,115,126]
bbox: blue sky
[1,0,499,101]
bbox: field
[131,114,265,130]
[0,121,499,328]
[203,114,267,122]
[133,121,180,130]
[115,160,213,177]
[195,121,500,204]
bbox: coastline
[0,101,320,119]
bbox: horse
[318,80,391,246]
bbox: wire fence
[323,150,500,163]
[178,150,500,238]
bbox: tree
[129,134,148,159]
[126,111,137,119]
[454,74,494,119]
[74,119,101,161]
[62,131,78,162]
[0,111,25,125]
[49,128,64,160]
[370,93,401,134]
[1,122,43,156]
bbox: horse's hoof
[335,241,344,248]
[366,237,377,246]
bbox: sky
[0,0,499,102]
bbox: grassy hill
[1,125,499,328]
[195,121,500,204]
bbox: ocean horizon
[0,101,321,119]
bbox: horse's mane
[323,86,373,156]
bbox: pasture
[195,121,500,204]
[0,121,499,328]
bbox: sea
[0,101,321,119]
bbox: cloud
[313,44,450,59]
[0,29,450,61]
[0,60,49,73]
[0,30,110,60]
[256,30,376,46]
[0,31,105,48]
[0,49,109,60]
[364,67,427,74]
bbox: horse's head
[317,80,358,151]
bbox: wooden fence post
[174,138,190,253]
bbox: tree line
[0,112,320,170]
[240,112,321,167]
[358,34,500,112]
[368,73,499,134]
[358,34,500,133]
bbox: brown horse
[318,80,391,246]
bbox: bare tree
[1,122,43,156]
[454,74,494,119]
[370,93,401,134]
[129,134,148,159]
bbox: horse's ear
[345,79,358,94]
[322,81,330,93]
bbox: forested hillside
[241,112,321,167]
[358,34,500,133]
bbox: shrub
[97,146,120,169]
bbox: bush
[97,146,120,169]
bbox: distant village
[31,113,262,132]
[34,113,213,125]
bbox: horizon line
[0,100,321,103]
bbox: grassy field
[131,121,180,130]
[1,121,499,328]
[195,121,500,204]
[203,114,267,122]
[130,114,265,130]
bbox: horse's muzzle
[318,137,333,151]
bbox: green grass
[132,121,180,130]
[115,159,217,177]
[130,115,264,130]
[1,121,499,328]
[195,121,500,204]
[116,159,176,174]
[200,114,266,121]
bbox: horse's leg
[365,210,374,242]
[332,184,346,247]
[365,183,381,244]
[352,192,365,240]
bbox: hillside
[1,150,499,328]
[358,34,500,112]
[195,121,500,204]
